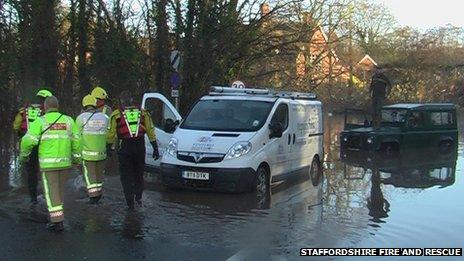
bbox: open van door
[142,93,182,169]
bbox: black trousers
[25,146,39,201]
[372,96,385,128]
[118,137,146,207]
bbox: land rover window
[431,112,454,125]
[407,112,424,128]
[271,103,289,130]
[180,99,274,131]
[381,109,407,123]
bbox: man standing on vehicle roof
[76,95,109,204]
[369,67,392,128]
[107,91,159,210]
[91,86,112,117]
[19,96,81,232]
[13,89,53,204]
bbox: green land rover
[340,103,458,153]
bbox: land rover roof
[382,103,456,110]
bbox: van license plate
[182,171,210,180]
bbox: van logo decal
[192,143,214,151]
[191,153,204,163]
[197,137,212,143]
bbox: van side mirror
[163,118,178,133]
[269,122,283,139]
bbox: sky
[381,0,464,29]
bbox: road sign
[171,90,179,98]
[170,72,181,90]
[170,50,181,71]
[231,80,245,89]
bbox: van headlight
[225,141,252,159]
[166,138,178,157]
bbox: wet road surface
[0,115,463,260]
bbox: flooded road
[0,114,462,260]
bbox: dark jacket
[370,72,392,99]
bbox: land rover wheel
[439,140,454,154]
[380,142,399,156]
[254,165,270,196]
[310,156,323,186]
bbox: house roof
[312,26,340,62]
[357,54,378,67]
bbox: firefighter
[76,95,109,204]
[369,67,392,127]
[19,96,81,231]
[91,86,112,117]
[13,89,53,204]
[107,91,159,210]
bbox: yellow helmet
[82,94,97,108]
[91,86,108,100]
[36,89,53,98]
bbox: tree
[349,0,396,56]
[77,0,92,96]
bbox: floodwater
[0,114,462,260]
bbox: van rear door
[142,93,182,168]
[290,101,323,172]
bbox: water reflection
[122,212,145,239]
[158,173,321,221]
[340,146,458,224]
[341,148,457,189]
[368,170,390,223]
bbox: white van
[142,87,324,192]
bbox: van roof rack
[209,86,317,100]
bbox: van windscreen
[180,99,274,132]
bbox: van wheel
[254,165,270,195]
[310,156,322,186]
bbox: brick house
[296,25,377,86]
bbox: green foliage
[93,23,146,98]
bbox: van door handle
[293,134,296,144]
[288,134,291,145]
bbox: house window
[310,54,317,62]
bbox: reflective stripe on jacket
[76,110,109,161]
[20,110,81,170]
[107,108,156,145]
[118,107,146,139]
